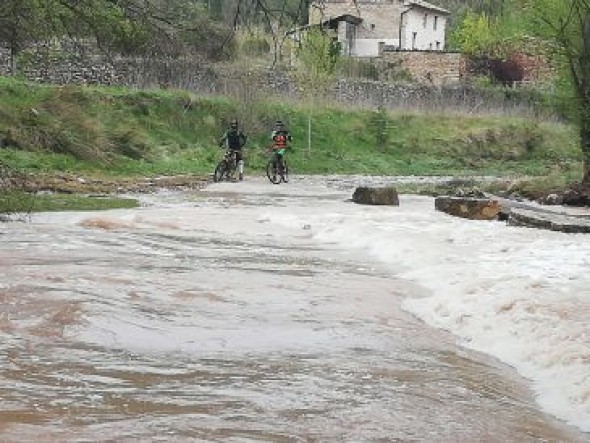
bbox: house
[286,14,363,56]
[307,0,450,57]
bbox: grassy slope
[0,77,583,183]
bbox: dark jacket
[219,129,247,151]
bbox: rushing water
[0,175,588,442]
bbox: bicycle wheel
[281,160,289,183]
[266,159,281,184]
[213,161,227,182]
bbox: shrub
[240,33,270,57]
[337,57,380,80]
[110,128,150,160]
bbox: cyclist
[218,119,247,180]
[270,120,292,174]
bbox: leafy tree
[0,0,64,74]
[0,0,237,71]
[296,27,339,90]
[56,0,226,57]
[448,1,524,54]
[523,0,590,186]
[294,27,339,156]
[0,0,316,68]
[448,12,495,55]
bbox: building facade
[309,0,449,57]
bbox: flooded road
[1,176,588,442]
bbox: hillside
[0,78,581,184]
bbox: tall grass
[0,77,582,180]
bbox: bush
[337,57,380,80]
[0,161,33,220]
[368,105,389,151]
[110,128,150,160]
[240,33,270,57]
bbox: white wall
[401,7,447,50]
[310,1,448,55]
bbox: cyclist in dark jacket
[219,119,247,180]
[270,120,292,172]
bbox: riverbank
[16,172,209,194]
[1,77,588,213]
[0,78,583,179]
[0,171,209,214]
[3,170,589,217]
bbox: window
[434,16,438,30]
[423,14,428,28]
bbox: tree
[296,27,339,90]
[0,0,63,74]
[448,2,523,57]
[448,12,495,55]
[0,0,316,69]
[0,0,237,72]
[55,0,219,57]
[525,0,590,186]
[293,27,339,156]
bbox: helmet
[275,120,284,128]
[230,119,238,129]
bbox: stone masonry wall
[382,50,465,85]
[0,42,551,117]
[0,41,467,89]
[312,1,401,40]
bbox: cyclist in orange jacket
[270,120,292,173]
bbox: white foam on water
[266,194,590,432]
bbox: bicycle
[266,152,289,184]
[213,149,240,182]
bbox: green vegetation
[29,194,138,211]
[0,0,235,75]
[2,0,588,214]
[0,192,138,215]
[444,0,590,186]
[0,77,580,178]
[0,77,584,211]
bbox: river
[0,175,588,442]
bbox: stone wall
[331,79,548,116]
[312,2,402,40]
[0,42,552,117]
[381,50,554,87]
[0,42,294,94]
[381,50,464,85]
[0,43,120,85]
[509,53,554,84]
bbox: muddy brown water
[0,176,587,442]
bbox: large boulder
[352,186,399,206]
[435,196,500,220]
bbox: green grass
[0,191,139,213]
[0,77,584,182]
